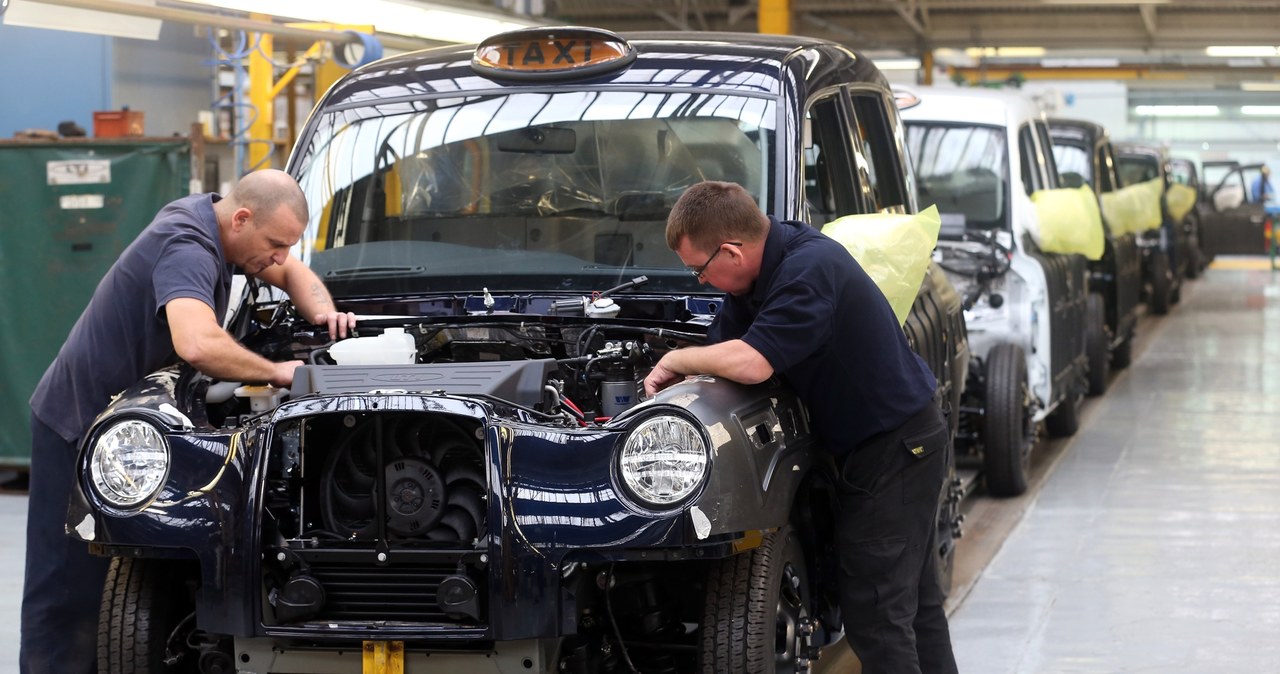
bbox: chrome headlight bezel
[86,417,171,514]
[615,411,711,511]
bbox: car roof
[318,30,888,111]
[897,85,1044,128]
[1048,117,1109,145]
[1113,141,1166,161]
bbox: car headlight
[618,415,709,508]
[88,419,170,510]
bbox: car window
[803,93,857,226]
[1018,123,1048,195]
[849,90,909,212]
[1052,142,1092,189]
[291,90,778,297]
[1168,160,1197,189]
[1115,154,1160,187]
[1097,144,1119,192]
[1034,121,1061,188]
[905,121,1008,230]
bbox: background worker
[643,181,958,674]
[1252,164,1273,204]
[20,169,355,673]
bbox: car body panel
[1049,118,1142,350]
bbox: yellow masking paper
[1099,177,1163,235]
[1164,182,1197,224]
[821,205,942,326]
[1029,186,1105,260]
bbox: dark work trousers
[20,414,108,674]
[834,401,958,674]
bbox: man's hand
[270,360,305,388]
[643,358,685,397]
[315,311,357,339]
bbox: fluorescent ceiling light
[1133,105,1219,117]
[174,0,539,43]
[2,0,161,39]
[1241,81,1280,92]
[1242,106,1280,116]
[965,46,1046,58]
[1205,46,1279,57]
[876,58,922,71]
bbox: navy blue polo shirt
[707,217,936,455]
[30,193,234,444]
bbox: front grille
[307,559,485,624]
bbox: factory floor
[2,260,1279,673]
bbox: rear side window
[1018,124,1042,195]
[1097,144,1119,192]
[849,90,909,212]
[803,93,857,226]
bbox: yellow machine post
[758,0,791,35]
[248,16,274,171]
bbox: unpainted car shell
[902,87,1088,424]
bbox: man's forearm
[662,339,775,385]
[182,330,294,386]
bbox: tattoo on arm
[309,281,333,310]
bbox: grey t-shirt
[30,193,234,444]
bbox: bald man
[21,169,355,673]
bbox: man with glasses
[643,181,957,674]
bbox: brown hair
[666,181,768,252]
[227,168,309,226]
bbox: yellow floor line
[1209,256,1277,270]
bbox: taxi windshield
[905,122,1009,232]
[292,90,777,298]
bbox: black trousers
[834,402,959,674]
[20,415,108,674]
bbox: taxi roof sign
[471,27,636,81]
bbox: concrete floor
[950,263,1280,673]
[1,261,1277,672]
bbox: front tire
[1148,252,1172,315]
[99,558,199,674]
[1085,294,1110,396]
[982,343,1033,497]
[701,527,812,674]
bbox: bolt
[480,554,489,563]
[377,552,388,562]
[276,551,286,562]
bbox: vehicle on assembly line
[899,86,1093,497]
[69,28,969,674]
[1166,156,1210,276]
[1199,160,1272,257]
[1113,141,1191,314]
[1049,118,1143,371]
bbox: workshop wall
[0,24,110,137]
[112,21,213,139]
[0,22,211,141]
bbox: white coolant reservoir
[234,385,288,412]
[328,327,417,365]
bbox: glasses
[689,241,743,279]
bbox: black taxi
[73,28,966,673]
[1049,118,1143,369]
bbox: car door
[1201,164,1267,255]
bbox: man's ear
[231,207,252,232]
